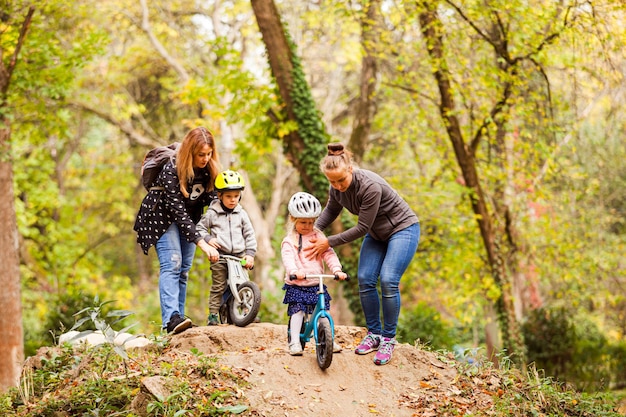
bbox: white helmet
[288,192,322,218]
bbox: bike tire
[229,281,261,327]
[287,315,307,350]
[219,288,233,324]
[316,317,333,369]
[219,302,231,324]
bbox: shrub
[523,306,612,391]
[398,301,455,349]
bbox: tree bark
[348,0,381,164]
[0,127,24,392]
[250,0,318,192]
[0,5,35,392]
[418,3,525,364]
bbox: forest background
[1,0,625,395]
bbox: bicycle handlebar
[220,254,254,270]
[289,273,349,282]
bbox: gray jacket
[316,169,419,247]
[196,199,257,257]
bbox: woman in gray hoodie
[306,143,420,366]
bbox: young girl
[281,192,348,356]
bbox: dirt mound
[166,323,496,416]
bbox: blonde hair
[176,127,220,197]
[285,215,321,246]
[319,142,353,173]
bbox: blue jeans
[155,223,196,328]
[358,223,420,338]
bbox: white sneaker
[289,343,303,356]
[333,341,342,353]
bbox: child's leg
[209,261,228,315]
[289,310,305,346]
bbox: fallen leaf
[429,359,445,368]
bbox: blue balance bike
[287,273,348,369]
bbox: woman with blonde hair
[134,127,221,334]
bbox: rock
[58,330,152,349]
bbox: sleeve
[196,214,210,241]
[321,246,342,274]
[281,239,299,283]
[159,163,203,244]
[241,210,257,257]
[327,182,382,247]
[315,187,343,231]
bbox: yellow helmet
[215,170,245,191]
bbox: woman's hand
[198,239,219,263]
[305,235,330,260]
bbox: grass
[0,339,251,417]
[0,336,623,416]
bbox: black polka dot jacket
[134,159,215,255]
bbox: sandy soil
[166,322,496,417]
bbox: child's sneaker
[354,332,380,355]
[333,341,342,353]
[289,343,303,356]
[373,337,397,365]
[207,313,219,326]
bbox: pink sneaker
[373,337,396,365]
[354,332,380,355]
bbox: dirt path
[166,323,495,416]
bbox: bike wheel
[287,315,307,350]
[219,288,233,324]
[218,301,231,324]
[316,317,333,369]
[229,281,261,327]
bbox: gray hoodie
[196,199,257,257]
[316,168,419,247]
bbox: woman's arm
[159,162,204,243]
[197,238,219,263]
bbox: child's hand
[335,271,348,280]
[289,271,305,281]
[243,255,254,269]
[208,238,221,249]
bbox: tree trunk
[0,126,24,392]
[0,5,35,392]
[250,0,325,194]
[418,3,525,364]
[348,0,381,164]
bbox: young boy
[197,170,257,325]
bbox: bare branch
[0,6,35,96]
[470,80,513,153]
[71,101,161,148]
[532,88,605,188]
[139,0,190,83]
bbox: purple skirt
[282,284,331,316]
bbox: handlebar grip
[334,274,350,281]
[289,274,297,281]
